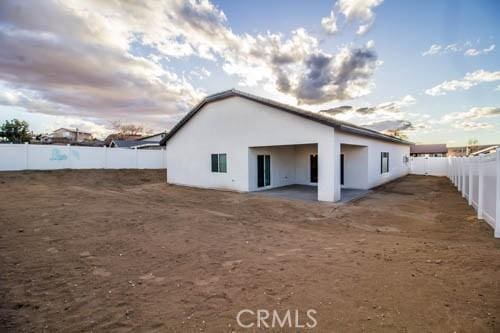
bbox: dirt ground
[0,170,499,332]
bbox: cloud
[0,0,206,131]
[320,94,415,115]
[293,46,379,104]
[321,0,383,35]
[319,105,353,115]
[0,0,382,135]
[452,121,494,131]
[189,67,211,80]
[425,70,500,96]
[464,44,495,57]
[363,119,414,132]
[321,11,338,34]
[422,41,495,57]
[338,0,384,35]
[422,44,442,56]
[439,106,499,131]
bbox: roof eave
[160,89,412,146]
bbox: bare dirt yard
[0,170,499,332]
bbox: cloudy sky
[0,0,499,145]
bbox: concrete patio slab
[253,185,371,203]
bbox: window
[211,153,227,173]
[381,152,389,174]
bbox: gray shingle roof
[410,144,447,154]
[160,89,412,146]
[111,140,158,148]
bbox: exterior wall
[336,131,410,189]
[340,145,368,189]
[166,96,334,193]
[294,144,318,186]
[248,146,296,191]
[247,144,318,191]
[166,95,410,200]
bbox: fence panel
[447,150,499,238]
[410,156,448,176]
[482,154,497,228]
[0,144,166,171]
[0,144,27,170]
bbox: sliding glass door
[257,155,271,187]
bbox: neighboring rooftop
[410,144,447,154]
[160,89,412,146]
[138,132,167,141]
[53,128,92,135]
[110,140,158,148]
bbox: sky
[0,0,499,145]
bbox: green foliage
[467,138,478,147]
[0,119,31,143]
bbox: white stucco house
[161,90,411,202]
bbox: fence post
[446,157,451,179]
[468,156,473,206]
[495,149,500,238]
[104,146,108,169]
[24,142,29,170]
[67,144,72,169]
[451,157,457,185]
[135,147,139,169]
[477,155,484,220]
[458,157,463,190]
[454,158,457,185]
[462,157,467,197]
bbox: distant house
[410,144,447,157]
[470,145,499,156]
[104,134,142,146]
[449,144,500,157]
[44,128,93,144]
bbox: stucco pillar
[317,135,340,202]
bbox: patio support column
[317,135,339,202]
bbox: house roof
[470,145,499,156]
[410,144,447,154]
[111,140,158,148]
[104,134,142,145]
[53,128,92,135]
[138,131,167,141]
[159,89,412,146]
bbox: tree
[0,119,32,143]
[110,121,150,136]
[467,138,479,147]
[466,138,479,156]
[391,129,409,140]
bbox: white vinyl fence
[410,157,448,176]
[448,150,500,238]
[0,143,166,171]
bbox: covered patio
[254,184,370,203]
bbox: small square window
[381,152,389,174]
[211,153,227,173]
[211,154,219,172]
[218,154,227,173]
